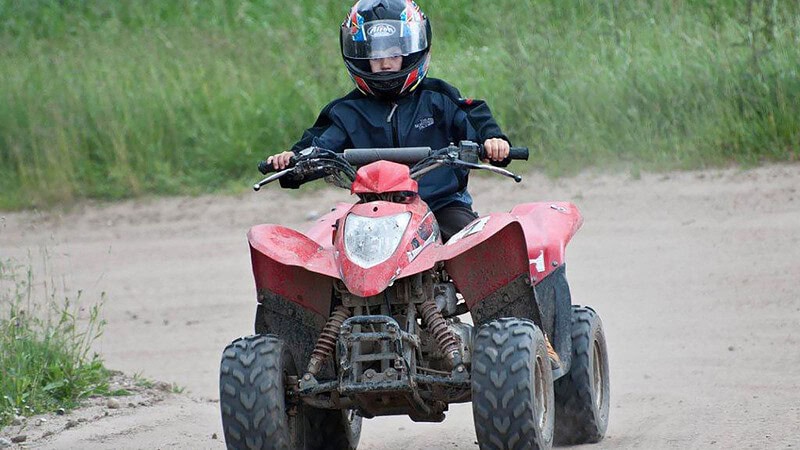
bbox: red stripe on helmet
[400,68,420,93]
[354,76,374,95]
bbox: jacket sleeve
[289,98,354,154]
[454,97,510,145]
[425,78,512,167]
[281,93,360,189]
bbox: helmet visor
[342,19,428,59]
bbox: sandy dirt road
[2,164,799,449]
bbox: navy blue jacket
[288,77,509,212]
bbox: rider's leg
[434,204,479,243]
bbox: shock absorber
[306,305,351,376]
[417,299,462,369]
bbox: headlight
[344,212,411,268]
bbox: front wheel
[554,306,610,445]
[220,335,304,450]
[472,318,554,450]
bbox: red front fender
[248,224,338,317]
[443,221,530,309]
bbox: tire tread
[220,335,294,450]
[472,318,554,450]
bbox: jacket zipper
[387,102,399,147]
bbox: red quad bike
[219,142,610,450]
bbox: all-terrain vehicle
[219,142,610,449]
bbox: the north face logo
[414,117,434,130]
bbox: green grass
[130,372,185,394]
[1,0,798,208]
[0,258,111,426]
[132,372,155,389]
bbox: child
[268,0,510,241]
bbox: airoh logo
[368,24,396,37]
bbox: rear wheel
[306,408,362,450]
[472,318,554,450]
[220,335,303,450]
[554,306,610,445]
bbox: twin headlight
[343,212,411,268]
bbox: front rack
[297,315,469,421]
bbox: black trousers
[434,204,479,243]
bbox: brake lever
[455,160,523,182]
[410,162,443,180]
[253,167,294,191]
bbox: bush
[0,259,110,426]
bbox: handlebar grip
[258,156,296,174]
[257,160,273,175]
[509,147,529,160]
[477,146,529,162]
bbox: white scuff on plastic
[529,249,546,273]
[446,217,490,245]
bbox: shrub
[0,259,110,426]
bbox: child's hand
[483,138,510,161]
[266,151,295,170]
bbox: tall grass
[0,0,798,208]
[0,258,110,426]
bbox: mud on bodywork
[444,222,530,309]
[469,274,539,326]
[465,266,574,378]
[256,290,332,377]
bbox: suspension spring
[306,305,351,376]
[417,299,461,368]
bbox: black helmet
[340,0,432,99]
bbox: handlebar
[343,147,433,166]
[258,144,528,174]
